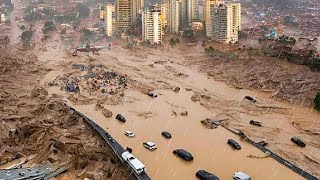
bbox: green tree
[169,38,176,47]
[314,91,320,111]
[21,30,33,45]
[42,21,56,34]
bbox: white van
[121,151,145,175]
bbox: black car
[196,170,220,180]
[227,139,241,150]
[291,137,306,147]
[116,114,126,122]
[249,120,262,127]
[173,149,193,161]
[161,131,172,139]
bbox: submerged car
[228,139,241,150]
[233,172,251,180]
[249,120,262,126]
[116,114,126,122]
[196,170,220,180]
[124,131,135,137]
[291,137,306,147]
[161,131,172,139]
[148,91,158,97]
[143,142,157,150]
[173,149,193,161]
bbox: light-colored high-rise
[203,0,219,37]
[160,2,168,28]
[168,0,180,33]
[211,2,241,43]
[142,8,163,44]
[116,0,132,33]
[188,0,199,22]
[105,3,113,36]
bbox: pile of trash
[49,64,129,95]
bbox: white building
[168,0,180,33]
[211,2,241,43]
[142,8,163,44]
[105,3,113,36]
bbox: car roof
[125,131,133,133]
[234,172,250,178]
[122,151,135,159]
[130,159,145,169]
[175,149,192,156]
[145,142,155,146]
[197,170,219,179]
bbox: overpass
[71,108,152,180]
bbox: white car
[124,131,135,137]
[233,172,251,180]
[143,142,157,151]
[121,151,145,175]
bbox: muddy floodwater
[40,46,320,179]
[72,89,304,180]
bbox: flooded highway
[40,46,319,180]
[72,88,303,180]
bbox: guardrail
[71,108,151,180]
[222,125,318,180]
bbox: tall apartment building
[105,3,113,36]
[211,3,241,43]
[203,0,219,37]
[168,0,180,33]
[188,0,199,22]
[142,8,163,44]
[98,3,114,36]
[180,0,199,28]
[116,0,132,33]
[160,2,168,28]
[132,0,144,23]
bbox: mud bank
[0,47,129,179]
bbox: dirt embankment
[0,47,129,179]
[184,47,320,107]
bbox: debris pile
[0,47,129,179]
[49,64,129,96]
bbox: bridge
[72,108,152,180]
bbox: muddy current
[39,44,320,180]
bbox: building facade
[168,0,180,33]
[105,3,113,36]
[132,0,144,24]
[203,0,219,37]
[211,3,241,43]
[116,0,133,33]
[160,2,168,28]
[142,8,163,44]
[179,0,199,29]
